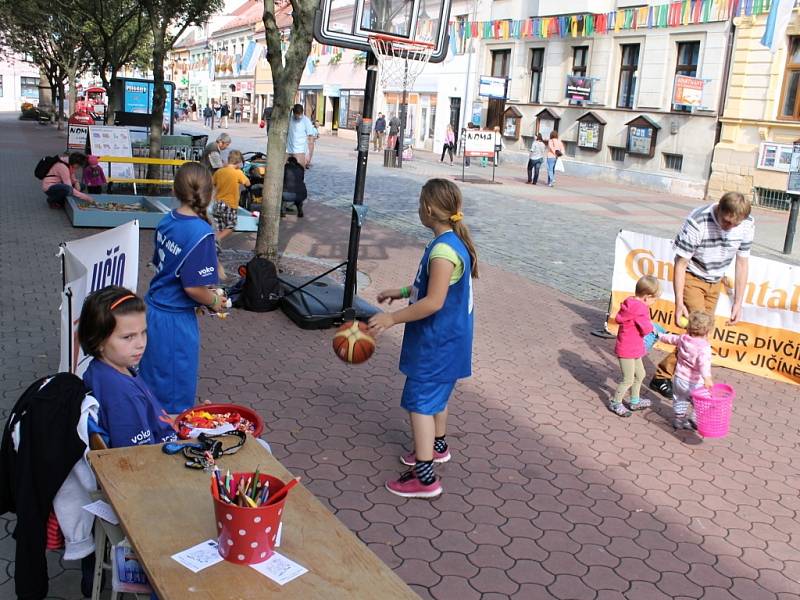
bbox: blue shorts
[401,378,455,416]
[138,305,199,414]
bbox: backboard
[314,0,452,63]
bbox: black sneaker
[649,377,673,398]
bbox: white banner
[464,130,496,158]
[59,221,140,376]
[608,230,800,386]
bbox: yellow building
[708,8,800,210]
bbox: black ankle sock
[414,460,435,485]
[434,436,448,454]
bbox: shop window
[663,153,683,171]
[529,48,544,103]
[20,76,38,98]
[610,146,626,162]
[491,49,510,78]
[673,41,700,113]
[617,44,639,109]
[780,37,800,120]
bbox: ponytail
[173,162,213,224]
[452,221,479,279]
[420,178,479,279]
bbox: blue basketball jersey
[399,231,474,382]
[147,210,218,311]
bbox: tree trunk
[148,32,167,183]
[56,81,66,130]
[106,71,118,125]
[66,65,78,119]
[254,75,293,260]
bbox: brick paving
[1,114,799,599]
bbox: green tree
[66,0,149,124]
[0,2,89,128]
[256,0,317,260]
[141,0,223,179]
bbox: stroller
[241,152,267,210]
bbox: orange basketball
[332,320,376,364]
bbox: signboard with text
[673,75,704,108]
[478,76,508,99]
[463,129,497,157]
[68,124,89,150]
[565,75,592,102]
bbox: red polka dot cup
[211,472,287,565]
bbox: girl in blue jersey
[369,178,478,499]
[78,286,176,448]
[139,162,227,413]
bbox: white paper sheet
[250,552,308,585]
[82,500,119,525]
[171,540,225,573]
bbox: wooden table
[88,441,419,599]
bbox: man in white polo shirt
[649,191,755,398]
[286,104,316,168]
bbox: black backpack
[34,155,60,179]
[234,257,281,312]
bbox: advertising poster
[59,221,139,375]
[608,230,800,386]
[673,75,704,108]
[578,121,600,149]
[628,126,652,155]
[565,75,592,102]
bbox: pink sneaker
[400,448,451,466]
[385,470,442,499]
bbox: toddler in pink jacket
[610,276,660,417]
[658,311,714,429]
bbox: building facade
[708,7,800,209]
[0,54,41,113]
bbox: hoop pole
[342,52,379,313]
[397,60,409,169]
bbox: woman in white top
[527,133,546,185]
[440,124,456,164]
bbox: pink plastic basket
[691,384,735,438]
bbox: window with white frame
[617,44,639,109]
[673,41,700,113]
[529,48,544,103]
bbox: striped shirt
[673,204,754,282]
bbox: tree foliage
[256,0,317,260]
[140,0,224,177]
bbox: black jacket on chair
[0,373,89,600]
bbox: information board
[628,126,652,155]
[788,142,800,195]
[88,126,135,180]
[68,124,89,150]
[463,129,496,157]
[578,121,600,149]
[478,76,508,99]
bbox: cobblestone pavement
[1,114,799,600]
[186,121,800,309]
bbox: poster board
[478,76,508,99]
[59,220,139,375]
[578,121,600,149]
[463,129,496,157]
[672,75,704,108]
[68,124,89,150]
[758,141,794,173]
[788,142,800,195]
[89,126,135,180]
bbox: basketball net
[368,34,434,90]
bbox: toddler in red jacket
[610,275,661,417]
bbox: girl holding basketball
[139,162,227,413]
[369,178,478,499]
[78,286,176,448]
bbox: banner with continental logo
[607,230,800,386]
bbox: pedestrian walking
[649,192,754,398]
[527,133,546,184]
[234,102,242,123]
[440,124,455,164]
[138,163,226,413]
[374,113,386,151]
[191,101,198,121]
[203,104,213,128]
[388,113,401,156]
[220,102,230,128]
[286,104,316,168]
[261,105,273,132]
[546,130,565,187]
[369,178,478,499]
[609,275,660,417]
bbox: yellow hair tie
[449,212,464,223]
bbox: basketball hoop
[368,33,434,89]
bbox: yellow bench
[98,156,190,189]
